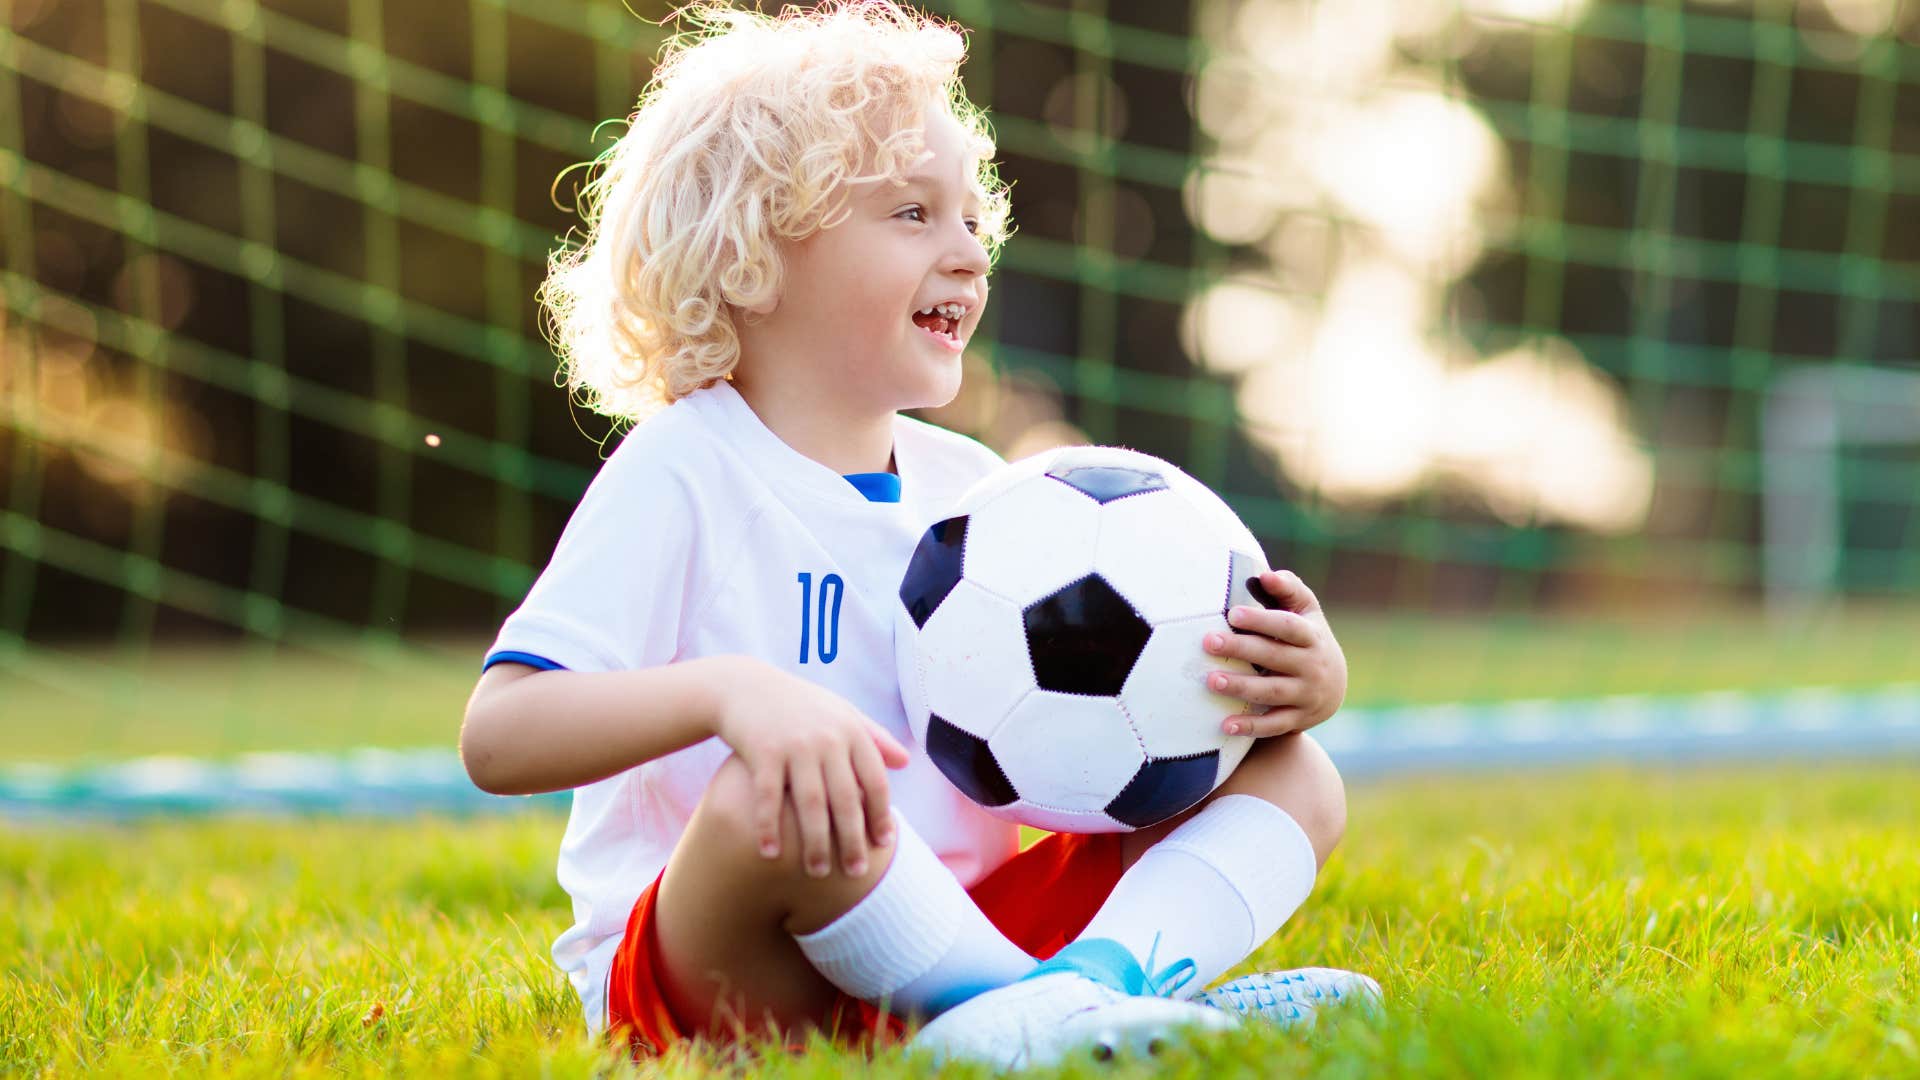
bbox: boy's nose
[943,230,990,277]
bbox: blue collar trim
[843,471,902,503]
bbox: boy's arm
[461,656,909,876]
[460,656,749,796]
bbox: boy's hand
[1199,568,1348,738]
[711,661,911,879]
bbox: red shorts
[606,831,1126,1056]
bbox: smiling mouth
[910,309,960,338]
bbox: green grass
[0,640,477,763]
[4,613,1914,1075]
[6,764,1918,1077]
[5,603,1917,762]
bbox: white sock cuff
[791,813,964,1001]
[1160,794,1318,944]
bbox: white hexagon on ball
[914,580,1036,740]
[1159,465,1263,558]
[964,478,1101,604]
[1120,614,1259,763]
[1051,444,1161,478]
[951,447,1063,516]
[1093,490,1236,623]
[988,691,1145,813]
[1005,801,1120,834]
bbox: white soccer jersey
[484,379,1021,1031]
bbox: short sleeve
[485,440,700,675]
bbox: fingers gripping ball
[896,446,1277,833]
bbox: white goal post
[1762,365,1920,615]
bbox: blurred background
[1,0,1916,779]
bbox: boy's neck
[728,371,897,477]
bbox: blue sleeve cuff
[482,650,568,673]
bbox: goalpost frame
[1761,365,1920,617]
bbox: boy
[460,1,1378,1067]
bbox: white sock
[793,813,1036,1016]
[1074,794,1317,998]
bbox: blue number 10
[797,572,844,664]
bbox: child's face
[759,108,991,414]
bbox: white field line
[4,686,1918,817]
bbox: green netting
[1,0,1916,726]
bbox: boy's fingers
[752,762,784,858]
[869,723,911,769]
[822,754,870,877]
[849,737,895,848]
[787,760,834,879]
[1224,606,1317,648]
[1256,569,1319,615]
[1209,629,1313,673]
[1225,708,1305,738]
[1207,669,1304,708]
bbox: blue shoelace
[1023,936,1197,999]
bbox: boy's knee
[1238,733,1346,865]
[1298,735,1347,862]
[688,756,896,930]
[695,755,776,860]
[695,756,893,880]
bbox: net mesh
[1,0,1916,726]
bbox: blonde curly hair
[539,0,1011,427]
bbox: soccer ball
[896,445,1276,833]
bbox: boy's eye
[897,206,980,234]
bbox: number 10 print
[796,572,844,664]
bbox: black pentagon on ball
[1047,464,1169,504]
[925,714,1018,807]
[1023,573,1152,696]
[1105,750,1220,829]
[899,515,968,629]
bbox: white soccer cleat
[912,939,1237,1069]
[913,971,1237,1068]
[1191,967,1383,1027]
